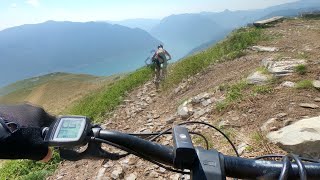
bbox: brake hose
[279,156,290,180]
[289,154,307,180]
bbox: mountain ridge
[0,21,161,87]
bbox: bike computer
[44,116,91,147]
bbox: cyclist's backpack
[156,48,166,63]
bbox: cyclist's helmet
[158,44,163,49]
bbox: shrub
[295,80,313,89]
[294,64,307,75]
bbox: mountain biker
[0,103,54,162]
[152,44,172,84]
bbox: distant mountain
[108,18,160,32]
[0,21,161,87]
[186,0,320,56]
[150,14,228,59]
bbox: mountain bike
[144,50,170,89]
[43,116,320,180]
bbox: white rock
[149,171,159,178]
[201,99,212,107]
[261,57,275,68]
[111,167,124,179]
[267,116,320,158]
[178,104,193,119]
[261,118,277,132]
[314,98,320,102]
[158,167,166,173]
[237,142,249,155]
[313,80,320,89]
[299,103,319,109]
[192,93,211,103]
[125,173,137,180]
[275,113,287,119]
[194,109,207,118]
[251,46,279,52]
[247,71,271,85]
[265,59,306,76]
[170,174,180,180]
[281,81,296,88]
[218,120,230,128]
[96,168,107,180]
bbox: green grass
[294,64,307,75]
[216,81,249,111]
[256,67,269,75]
[252,85,273,95]
[295,79,313,89]
[296,52,310,59]
[0,152,60,180]
[69,66,153,122]
[163,27,264,89]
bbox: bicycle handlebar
[89,128,320,179]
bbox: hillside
[0,21,160,87]
[0,72,121,114]
[44,17,320,179]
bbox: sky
[0,0,298,30]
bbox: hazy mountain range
[0,0,319,87]
[0,21,160,86]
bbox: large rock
[247,71,271,85]
[263,58,306,76]
[177,103,193,119]
[267,116,320,158]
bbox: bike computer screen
[54,118,86,141]
[45,116,90,147]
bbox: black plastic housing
[173,126,196,169]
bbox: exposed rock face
[262,58,306,76]
[247,71,271,85]
[267,116,320,158]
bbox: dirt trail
[49,18,320,180]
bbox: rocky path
[49,18,320,179]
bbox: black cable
[189,132,209,150]
[279,155,290,180]
[93,137,190,174]
[288,154,307,180]
[179,121,239,157]
[129,131,209,150]
[255,154,320,163]
[148,121,239,157]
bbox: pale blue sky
[1,0,298,30]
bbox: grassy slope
[0,26,264,180]
[0,72,120,114]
